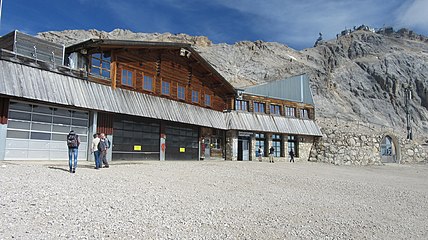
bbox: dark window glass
[90,51,111,79]
[30,132,51,140]
[255,133,266,157]
[162,81,170,95]
[235,100,248,111]
[122,69,133,86]
[9,102,32,111]
[7,120,31,130]
[143,75,153,91]
[53,116,71,125]
[288,135,298,157]
[54,108,71,117]
[270,105,281,115]
[192,90,199,103]
[272,134,281,157]
[300,109,309,119]
[7,130,30,139]
[177,85,185,100]
[32,114,52,123]
[72,119,88,127]
[254,102,265,113]
[205,95,211,106]
[9,111,31,121]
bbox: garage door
[165,124,199,160]
[5,101,89,160]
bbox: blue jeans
[68,148,78,170]
[94,151,101,168]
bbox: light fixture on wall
[180,48,191,58]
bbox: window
[143,75,153,91]
[205,94,211,106]
[300,109,309,119]
[121,69,133,87]
[255,133,265,157]
[288,135,298,157]
[162,81,170,95]
[272,134,281,157]
[270,104,281,115]
[192,90,199,103]
[235,100,248,111]
[254,102,265,113]
[286,107,296,117]
[177,85,186,100]
[90,51,111,79]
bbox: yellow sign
[134,145,142,151]
[179,148,186,152]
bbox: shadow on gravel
[48,164,96,172]
[48,166,70,172]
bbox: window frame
[205,94,211,106]
[143,75,154,92]
[177,84,186,100]
[191,90,199,103]
[90,51,111,79]
[254,101,265,113]
[288,135,299,157]
[300,109,309,119]
[270,104,281,115]
[286,106,296,117]
[161,81,171,95]
[255,133,266,157]
[235,100,249,111]
[121,68,134,87]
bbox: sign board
[238,131,252,137]
[134,145,142,151]
[179,147,186,152]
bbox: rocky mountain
[37,28,428,142]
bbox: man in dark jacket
[269,146,275,163]
[289,150,295,162]
[98,133,110,168]
[67,130,80,173]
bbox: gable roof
[65,39,236,95]
[243,74,314,105]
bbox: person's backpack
[257,148,261,154]
[67,134,79,148]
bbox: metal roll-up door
[165,124,199,160]
[5,101,89,160]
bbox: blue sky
[0,0,427,49]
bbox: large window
[300,109,309,119]
[143,75,153,91]
[205,94,211,106]
[235,100,248,111]
[255,133,265,157]
[90,51,111,79]
[192,90,199,103]
[288,135,299,157]
[177,85,186,100]
[254,102,265,113]
[272,134,281,157]
[162,81,170,95]
[121,69,133,87]
[286,107,296,117]
[270,104,281,115]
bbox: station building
[0,31,321,162]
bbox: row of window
[90,54,212,106]
[236,100,310,118]
[255,133,298,157]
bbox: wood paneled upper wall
[90,48,230,112]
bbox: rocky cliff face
[37,28,428,142]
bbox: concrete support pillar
[282,134,288,158]
[88,111,98,161]
[0,124,7,160]
[250,134,256,161]
[160,121,165,161]
[226,130,238,161]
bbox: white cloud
[396,0,428,31]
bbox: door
[165,124,199,160]
[238,137,250,161]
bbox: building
[0,30,321,162]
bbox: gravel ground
[0,160,427,239]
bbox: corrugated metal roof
[227,111,322,136]
[0,59,322,136]
[243,74,314,105]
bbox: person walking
[257,146,263,162]
[67,130,80,173]
[289,150,295,162]
[91,133,101,169]
[98,133,110,168]
[269,146,275,163]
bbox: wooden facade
[66,40,235,113]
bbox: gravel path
[1,160,427,239]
